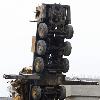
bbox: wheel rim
[38,23,48,38]
[34,57,44,73]
[37,40,46,55]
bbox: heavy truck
[3,3,98,100]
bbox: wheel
[59,86,66,100]
[31,86,41,100]
[38,23,48,38]
[62,58,69,73]
[34,57,44,73]
[37,40,46,55]
[65,25,74,39]
[63,41,72,56]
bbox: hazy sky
[0,0,100,97]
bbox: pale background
[0,0,100,97]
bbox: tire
[63,41,72,56]
[37,40,46,55]
[34,57,44,73]
[38,23,48,38]
[65,25,74,39]
[59,86,66,100]
[62,58,69,73]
